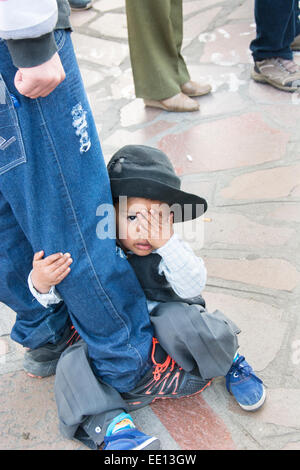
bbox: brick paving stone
[292,185,300,197]
[220,164,300,201]
[203,292,287,372]
[259,104,300,131]
[0,338,9,361]
[203,212,294,249]
[89,13,128,39]
[70,9,98,28]
[268,204,300,223]
[93,0,125,12]
[72,32,128,67]
[183,7,223,49]
[204,257,300,292]
[227,0,255,20]
[158,113,289,174]
[110,68,135,100]
[181,175,215,205]
[103,121,176,155]
[289,319,300,376]
[186,63,248,95]
[0,303,16,336]
[0,372,82,450]
[151,393,236,450]
[120,99,162,127]
[282,442,300,450]
[198,87,247,116]
[0,337,24,375]
[200,22,255,65]
[80,66,104,89]
[254,389,300,429]
[183,0,218,16]
[248,80,300,106]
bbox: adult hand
[14,52,66,99]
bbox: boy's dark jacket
[128,252,206,308]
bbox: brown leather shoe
[144,92,199,112]
[181,80,212,97]
[291,34,300,51]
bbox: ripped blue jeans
[0,30,153,393]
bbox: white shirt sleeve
[0,0,58,40]
[28,270,63,309]
[155,233,207,299]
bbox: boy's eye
[127,215,137,221]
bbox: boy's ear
[170,211,174,222]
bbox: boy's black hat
[107,145,208,222]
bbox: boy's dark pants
[55,302,239,447]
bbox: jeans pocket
[0,74,26,176]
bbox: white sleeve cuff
[28,270,63,309]
[155,233,207,298]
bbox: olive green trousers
[125,0,190,100]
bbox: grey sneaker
[291,34,300,51]
[23,324,80,378]
[251,57,300,91]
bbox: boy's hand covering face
[31,250,73,294]
[136,206,174,250]
[116,197,174,255]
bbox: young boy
[27,145,266,450]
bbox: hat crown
[108,145,181,189]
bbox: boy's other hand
[31,250,72,294]
[14,52,66,99]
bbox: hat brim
[110,177,207,223]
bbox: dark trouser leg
[54,340,128,448]
[150,302,240,379]
[250,0,298,61]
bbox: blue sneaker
[103,412,160,450]
[103,429,161,450]
[225,355,266,411]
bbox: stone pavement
[1,0,300,451]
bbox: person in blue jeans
[0,0,154,392]
[250,0,300,91]
[0,0,165,450]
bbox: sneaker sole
[144,99,199,112]
[126,379,212,411]
[251,69,299,92]
[133,437,161,450]
[23,356,58,378]
[238,385,266,412]
[182,86,212,97]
